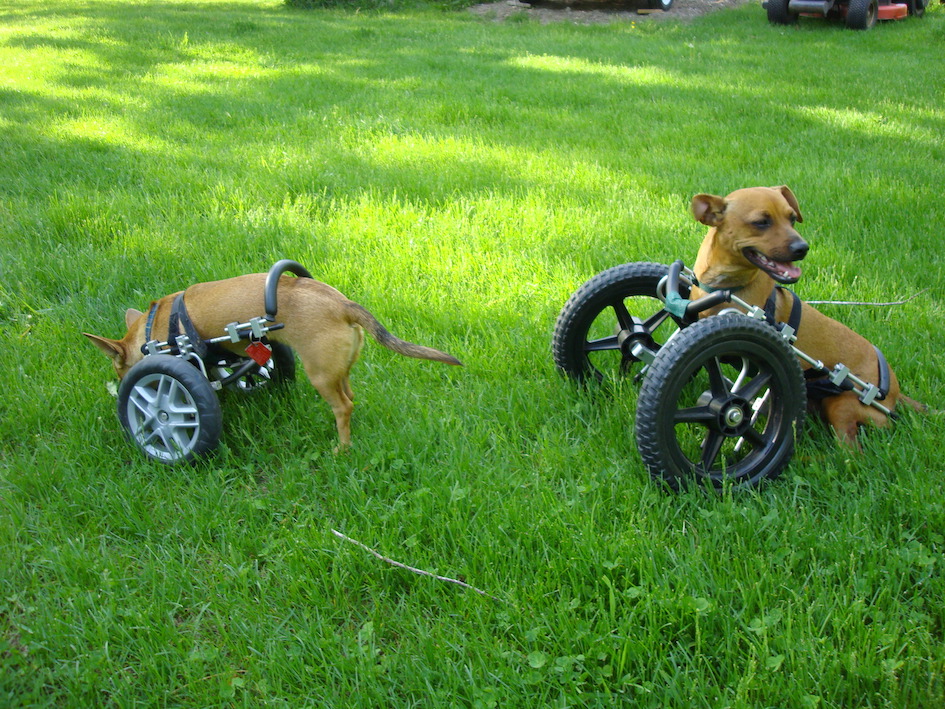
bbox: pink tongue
[781,263,802,280]
[753,251,801,281]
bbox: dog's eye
[789,214,797,225]
[753,218,771,230]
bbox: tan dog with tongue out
[688,185,922,446]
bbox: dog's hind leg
[309,372,355,451]
[294,325,363,451]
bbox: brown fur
[84,274,462,450]
[689,186,922,446]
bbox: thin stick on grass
[331,528,508,604]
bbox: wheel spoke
[700,432,726,471]
[156,427,177,453]
[170,427,195,452]
[129,393,157,423]
[674,405,715,425]
[612,299,634,331]
[165,380,193,412]
[739,425,767,451]
[705,357,730,398]
[138,426,162,446]
[584,335,620,352]
[735,370,772,402]
[642,309,672,332]
[156,374,174,404]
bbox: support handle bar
[264,259,314,322]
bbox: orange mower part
[875,2,908,17]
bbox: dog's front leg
[821,391,891,449]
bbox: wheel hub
[708,395,752,436]
[723,405,744,427]
[617,319,659,365]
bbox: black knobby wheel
[846,0,878,29]
[767,0,798,24]
[905,0,925,16]
[552,262,689,385]
[635,314,806,491]
[117,356,222,464]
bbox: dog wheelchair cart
[553,260,892,490]
[116,260,311,464]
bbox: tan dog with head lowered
[84,274,462,449]
[689,186,922,446]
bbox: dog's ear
[691,194,727,227]
[125,308,144,329]
[83,333,126,364]
[773,185,803,223]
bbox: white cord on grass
[331,528,508,604]
[806,288,929,307]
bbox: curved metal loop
[264,259,313,321]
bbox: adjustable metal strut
[659,260,892,417]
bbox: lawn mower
[115,260,308,464]
[552,260,892,491]
[765,0,931,30]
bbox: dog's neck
[693,229,774,305]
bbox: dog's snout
[791,239,809,261]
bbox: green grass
[2,0,944,705]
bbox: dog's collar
[695,278,744,294]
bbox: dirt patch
[468,0,755,24]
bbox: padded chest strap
[764,286,802,334]
[167,293,209,359]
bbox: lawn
[1,0,944,705]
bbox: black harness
[142,293,219,360]
[763,286,890,403]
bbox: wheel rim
[664,347,796,485]
[636,315,805,490]
[125,372,203,461]
[582,299,679,383]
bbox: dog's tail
[345,302,463,366]
[899,394,934,414]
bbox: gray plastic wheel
[117,356,222,464]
